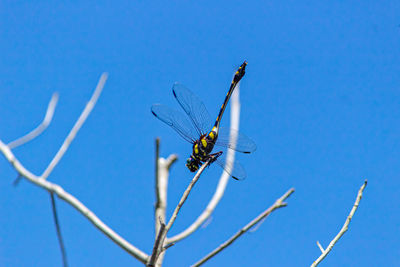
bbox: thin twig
[316,241,324,253]
[8,92,59,149]
[167,83,242,245]
[166,159,212,232]
[13,174,22,187]
[311,180,368,267]
[148,220,166,267]
[154,138,162,236]
[191,188,295,267]
[0,138,149,264]
[41,73,108,180]
[50,192,68,267]
[162,242,175,251]
[148,159,212,266]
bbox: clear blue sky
[1,1,399,266]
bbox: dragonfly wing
[172,83,213,136]
[214,155,247,180]
[151,104,198,143]
[215,127,257,154]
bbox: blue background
[1,1,399,266]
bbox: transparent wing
[213,154,247,181]
[215,127,257,154]
[172,83,213,136]
[151,104,198,144]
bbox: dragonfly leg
[208,151,223,163]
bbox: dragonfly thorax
[193,133,217,158]
[186,130,218,172]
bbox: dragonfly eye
[186,157,199,172]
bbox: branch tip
[7,91,59,149]
[12,174,23,187]
[166,154,178,169]
[316,241,324,253]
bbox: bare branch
[191,188,295,267]
[50,192,68,267]
[41,73,108,180]
[0,140,149,264]
[167,83,242,245]
[311,180,367,267]
[8,92,59,149]
[154,138,178,238]
[166,159,212,233]
[149,159,212,266]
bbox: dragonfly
[151,61,256,180]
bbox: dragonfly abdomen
[213,61,247,130]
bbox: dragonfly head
[186,156,200,172]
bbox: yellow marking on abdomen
[201,139,207,147]
[194,144,199,154]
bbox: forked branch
[41,73,108,180]
[0,140,149,263]
[0,74,150,264]
[148,159,213,267]
[311,180,368,267]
